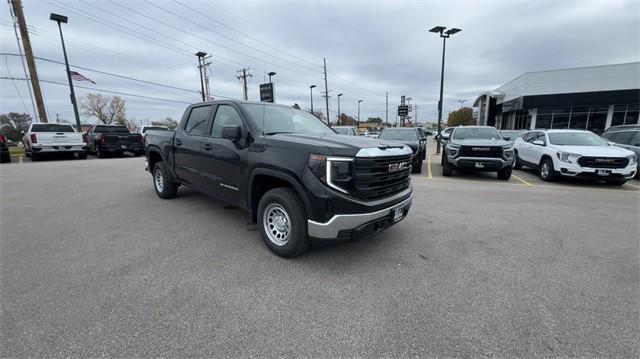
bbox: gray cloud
[1,0,638,125]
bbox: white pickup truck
[22,123,87,160]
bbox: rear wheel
[257,188,308,258]
[0,150,10,163]
[442,154,453,176]
[152,162,178,199]
[31,152,41,161]
[77,152,87,160]
[513,150,522,169]
[539,158,557,181]
[497,166,512,180]
[96,145,106,158]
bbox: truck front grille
[459,146,503,158]
[577,157,628,168]
[354,154,412,200]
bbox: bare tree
[151,117,178,130]
[80,93,127,125]
[0,112,32,141]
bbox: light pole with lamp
[50,13,81,133]
[429,25,461,154]
[457,99,467,109]
[309,85,317,114]
[357,100,363,132]
[336,93,343,124]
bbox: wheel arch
[248,168,312,224]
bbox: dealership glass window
[586,112,607,134]
[611,111,626,127]
[536,114,552,129]
[553,107,571,114]
[569,112,588,129]
[624,110,639,125]
[552,113,570,128]
[539,108,553,114]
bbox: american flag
[70,71,96,84]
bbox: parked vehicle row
[378,127,427,173]
[22,123,87,161]
[601,125,640,178]
[145,100,414,258]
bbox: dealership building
[473,62,640,134]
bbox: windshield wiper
[265,131,295,135]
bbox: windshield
[242,104,336,135]
[143,127,168,132]
[548,132,608,146]
[453,127,501,139]
[333,127,350,135]
[31,124,75,133]
[95,126,130,133]
[500,130,524,138]
[379,129,417,141]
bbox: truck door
[174,104,213,188]
[200,104,248,208]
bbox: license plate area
[475,162,485,168]
[391,207,405,223]
[596,169,611,176]
[121,145,127,149]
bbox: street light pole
[357,100,363,130]
[337,93,343,124]
[268,71,276,83]
[457,99,467,109]
[430,26,461,154]
[310,85,316,114]
[195,51,207,101]
[50,13,81,133]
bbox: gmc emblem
[595,158,615,163]
[388,162,410,173]
[472,147,491,151]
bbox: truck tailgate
[35,132,84,146]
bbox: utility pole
[11,0,48,122]
[203,54,212,100]
[414,103,418,124]
[322,58,330,125]
[337,93,343,124]
[236,68,252,101]
[309,85,316,114]
[385,92,389,127]
[195,51,206,101]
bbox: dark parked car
[602,125,640,178]
[378,127,427,173]
[0,133,10,163]
[145,100,414,258]
[85,125,144,158]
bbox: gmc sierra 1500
[145,100,414,257]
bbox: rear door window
[184,106,211,136]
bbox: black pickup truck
[85,125,144,158]
[145,100,414,257]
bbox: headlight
[628,154,638,165]
[556,151,580,164]
[447,144,460,157]
[308,154,354,193]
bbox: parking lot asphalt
[1,151,639,357]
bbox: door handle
[203,143,213,151]
[175,138,183,146]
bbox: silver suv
[602,125,640,178]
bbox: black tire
[442,154,453,177]
[78,152,87,160]
[539,158,557,181]
[412,160,423,173]
[134,151,143,157]
[606,179,627,186]
[0,151,10,163]
[152,162,178,199]
[31,152,41,161]
[497,166,512,180]
[96,146,106,158]
[513,151,522,170]
[257,187,308,258]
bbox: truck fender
[147,146,179,184]
[248,168,312,224]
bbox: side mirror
[222,126,241,141]
[442,134,450,141]
[532,139,545,146]
[607,141,616,146]
[502,136,511,141]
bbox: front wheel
[513,151,522,169]
[257,188,308,258]
[152,162,178,199]
[497,166,512,180]
[539,158,557,181]
[412,160,423,173]
[442,154,453,177]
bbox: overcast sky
[1,0,639,126]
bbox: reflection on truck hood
[260,133,408,157]
[450,138,510,147]
[551,145,635,157]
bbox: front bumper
[448,156,513,170]
[307,194,412,240]
[31,145,86,153]
[556,160,637,180]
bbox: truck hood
[450,138,510,147]
[553,145,635,157]
[263,133,410,157]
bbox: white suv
[513,129,637,185]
